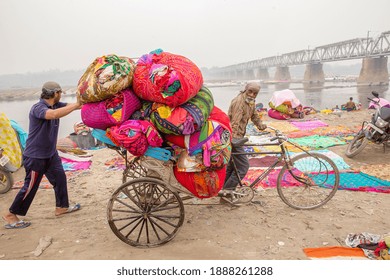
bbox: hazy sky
[0,0,389,75]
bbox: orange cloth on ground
[303,246,366,259]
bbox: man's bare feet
[2,212,19,224]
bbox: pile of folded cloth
[77,49,232,198]
[268,89,304,120]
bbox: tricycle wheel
[107,177,185,248]
[122,157,147,183]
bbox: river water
[1,82,389,139]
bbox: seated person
[342,97,356,111]
[290,104,304,118]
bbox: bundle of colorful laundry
[345,232,390,260]
[78,49,232,198]
[268,89,304,120]
[0,113,24,172]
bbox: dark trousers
[223,145,249,190]
[9,153,69,216]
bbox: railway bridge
[208,31,390,85]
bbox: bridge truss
[219,30,390,72]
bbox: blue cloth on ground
[314,171,390,190]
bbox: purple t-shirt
[23,99,67,159]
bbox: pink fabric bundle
[81,88,141,130]
[268,108,290,120]
[133,49,203,107]
[107,120,163,156]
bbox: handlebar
[265,126,288,142]
[367,97,379,104]
[266,126,283,136]
[265,126,279,134]
[233,126,287,147]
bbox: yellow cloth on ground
[265,121,299,134]
[320,109,333,114]
[0,113,22,168]
[311,125,357,136]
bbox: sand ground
[0,103,389,261]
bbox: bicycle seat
[231,137,249,147]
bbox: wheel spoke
[111,209,142,215]
[118,216,142,233]
[149,214,181,228]
[147,216,172,236]
[148,216,162,241]
[113,197,143,213]
[150,204,180,212]
[112,215,143,222]
[136,219,147,243]
[152,196,177,211]
[123,157,148,183]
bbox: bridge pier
[224,70,234,80]
[274,66,291,81]
[257,68,269,80]
[244,69,255,80]
[234,70,244,80]
[224,70,233,80]
[357,56,389,85]
[219,71,228,80]
[303,63,325,83]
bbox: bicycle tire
[345,131,368,158]
[276,152,339,210]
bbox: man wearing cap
[220,82,267,199]
[2,81,82,229]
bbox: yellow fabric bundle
[0,113,22,168]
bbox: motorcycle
[0,148,14,194]
[345,91,390,158]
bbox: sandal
[4,220,31,229]
[55,203,81,216]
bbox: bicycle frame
[229,131,312,189]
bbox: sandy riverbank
[0,108,389,260]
